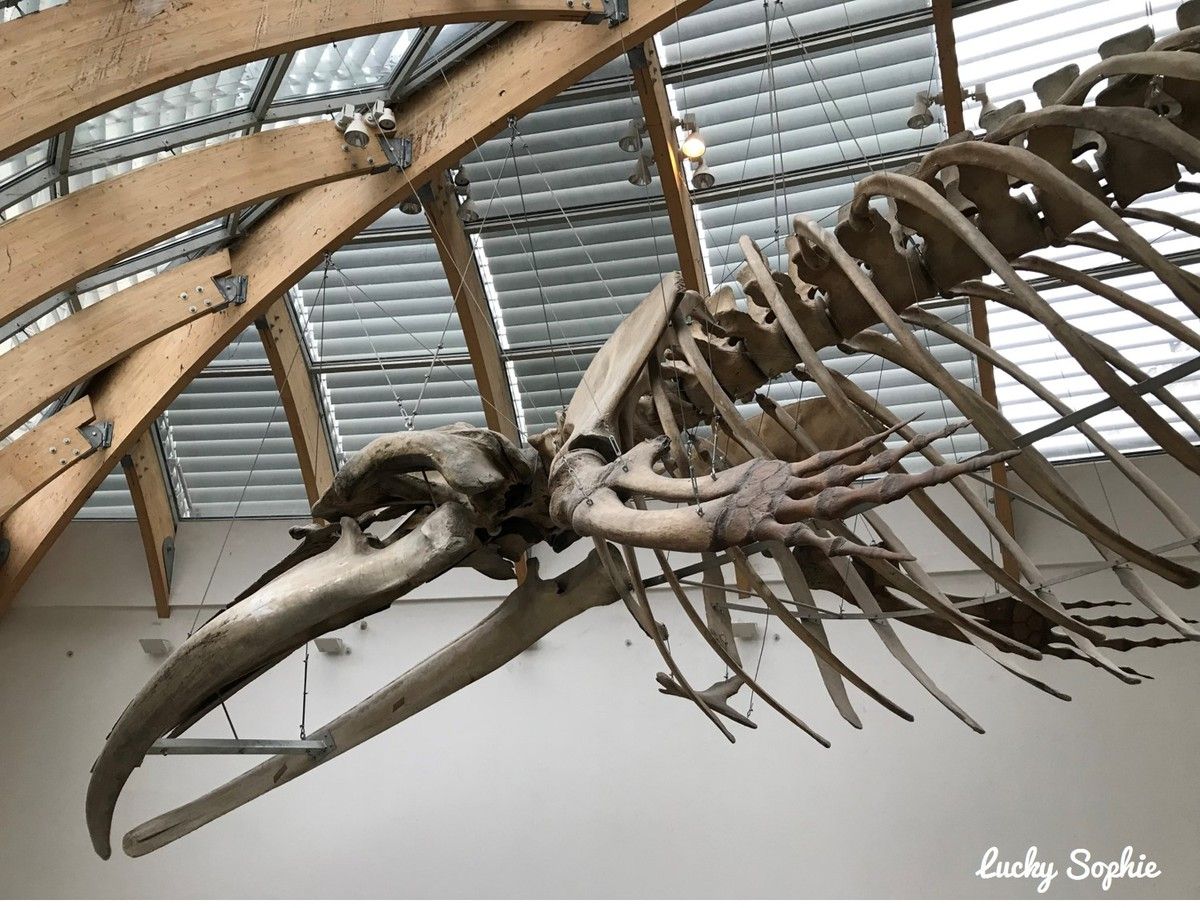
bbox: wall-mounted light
[343,112,371,148]
[333,103,356,132]
[906,83,1025,133]
[628,153,654,187]
[365,99,397,134]
[690,157,715,191]
[907,90,936,130]
[618,117,647,153]
[458,196,480,223]
[399,195,423,215]
[675,114,706,161]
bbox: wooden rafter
[931,0,1019,578]
[0,397,100,523]
[122,430,177,620]
[256,299,338,505]
[0,0,712,615]
[0,122,383,327]
[630,40,710,294]
[0,0,607,162]
[420,173,521,442]
[0,252,234,439]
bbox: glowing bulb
[679,129,706,161]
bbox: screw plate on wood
[79,421,113,450]
[214,274,249,306]
[377,134,413,171]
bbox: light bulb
[679,129,706,161]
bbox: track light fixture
[618,117,647,153]
[343,112,371,148]
[458,196,480,223]
[907,91,935,130]
[674,114,706,161]
[333,103,356,132]
[366,99,397,134]
[690,157,715,191]
[399,195,423,215]
[628,153,654,187]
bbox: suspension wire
[508,119,567,411]
[184,241,333,733]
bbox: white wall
[1,455,1198,898]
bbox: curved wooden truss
[0,123,385,328]
[0,0,713,612]
[0,0,612,162]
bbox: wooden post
[257,299,339,505]
[122,430,177,619]
[630,40,710,294]
[932,0,1020,578]
[420,172,521,442]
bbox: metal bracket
[214,274,249,306]
[147,737,332,756]
[583,0,628,26]
[79,420,113,450]
[377,134,413,171]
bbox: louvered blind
[164,367,310,518]
[957,0,1199,461]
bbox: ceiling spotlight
[343,112,370,149]
[628,153,653,187]
[907,90,935,130]
[399,195,423,215]
[458,197,480,223]
[454,165,471,188]
[366,99,397,134]
[333,103,356,132]
[139,638,173,657]
[618,117,646,153]
[679,127,706,161]
[690,157,715,191]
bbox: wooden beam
[0,0,603,162]
[0,252,234,439]
[256,299,338,505]
[0,121,382,328]
[0,397,100,523]
[121,430,176,619]
[932,0,1019,578]
[0,0,713,615]
[420,173,521,442]
[630,41,710,294]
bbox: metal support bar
[1013,355,1200,448]
[147,737,331,756]
[945,534,1200,612]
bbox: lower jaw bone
[87,504,478,859]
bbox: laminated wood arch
[0,0,711,614]
[0,122,384,328]
[0,0,606,162]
